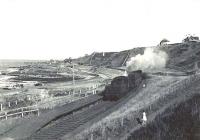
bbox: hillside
[75,42,200,71]
[128,94,200,140]
[74,48,145,67]
[67,41,200,140]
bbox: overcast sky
[0,0,200,60]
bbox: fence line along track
[0,84,101,120]
[0,105,39,120]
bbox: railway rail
[29,101,115,140]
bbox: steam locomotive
[102,70,144,101]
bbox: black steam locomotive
[102,70,144,101]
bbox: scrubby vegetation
[72,74,200,140]
[128,94,200,140]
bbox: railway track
[29,101,115,140]
[0,95,102,139]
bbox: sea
[0,59,36,69]
[0,59,40,89]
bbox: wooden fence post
[8,102,11,108]
[5,112,7,120]
[0,104,2,111]
[121,117,124,126]
[15,100,18,105]
[37,109,40,116]
[90,133,93,140]
[102,126,105,137]
[21,108,24,117]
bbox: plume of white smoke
[126,47,168,72]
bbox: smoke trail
[126,47,168,72]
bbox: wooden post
[121,117,124,126]
[80,90,81,94]
[0,104,2,111]
[102,126,105,137]
[5,112,7,120]
[8,102,11,108]
[72,63,75,86]
[37,109,40,116]
[90,133,93,140]
[21,108,24,117]
[15,100,18,105]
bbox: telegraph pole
[72,62,76,95]
[72,63,75,86]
